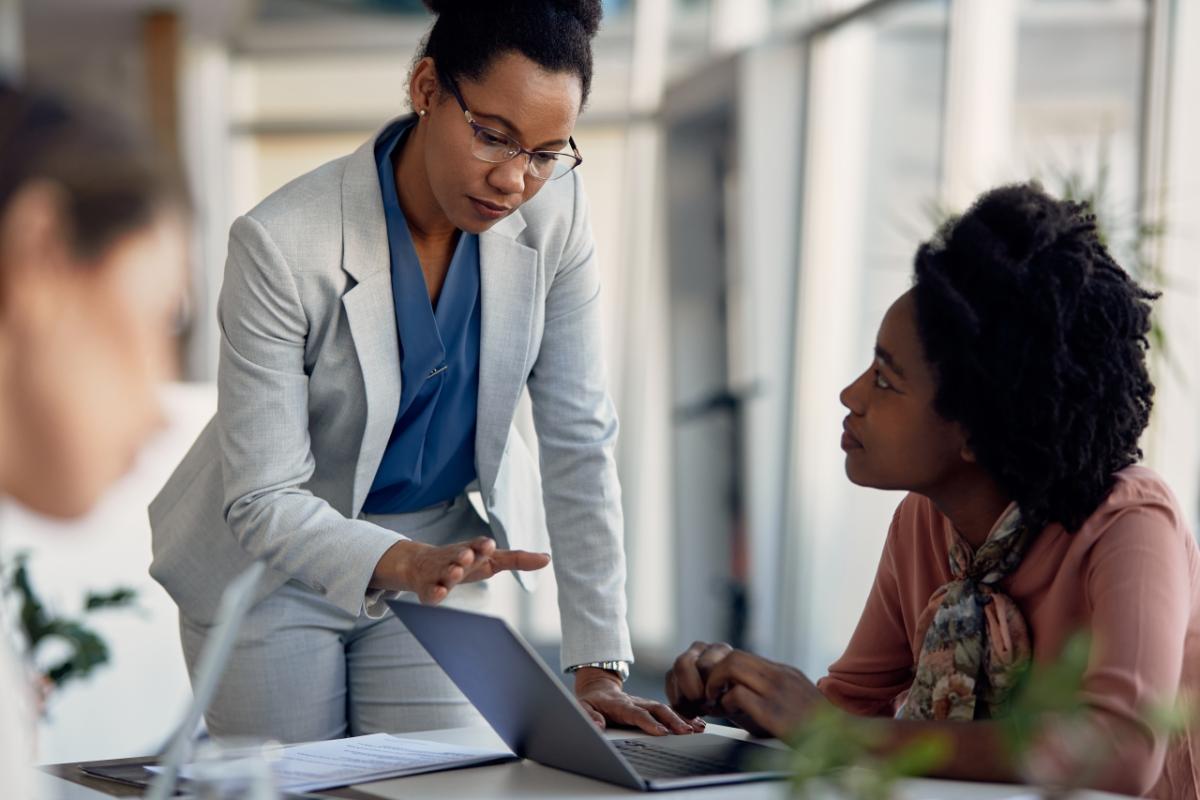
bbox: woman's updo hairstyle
[418,0,603,106]
[912,182,1158,533]
[0,82,184,263]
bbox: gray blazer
[149,118,632,668]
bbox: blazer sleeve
[215,214,403,616]
[525,173,634,669]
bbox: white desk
[44,723,1136,800]
[349,724,1135,800]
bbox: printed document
[159,733,515,793]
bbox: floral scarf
[896,504,1033,721]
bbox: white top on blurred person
[0,83,187,796]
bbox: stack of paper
[168,733,516,795]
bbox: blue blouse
[362,119,482,514]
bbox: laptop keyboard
[613,739,743,779]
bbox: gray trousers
[179,495,491,743]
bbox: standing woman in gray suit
[150,0,703,742]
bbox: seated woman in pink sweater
[665,183,1199,798]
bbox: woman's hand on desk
[370,537,550,605]
[666,641,831,739]
[573,667,706,736]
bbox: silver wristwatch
[566,660,630,682]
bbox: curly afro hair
[418,0,603,106]
[912,182,1158,533]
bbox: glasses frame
[439,72,583,182]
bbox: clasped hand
[371,536,550,604]
[664,641,830,739]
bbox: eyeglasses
[440,73,583,182]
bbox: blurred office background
[1,0,1197,764]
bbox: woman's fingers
[703,650,775,705]
[468,536,496,559]
[642,699,702,735]
[719,685,780,738]
[615,705,667,735]
[421,583,449,605]
[408,538,549,599]
[489,549,552,572]
[579,702,607,729]
[410,543,473,600]
[441,563,465,584]
[695,642,734,684]
[460,548,551,582]
[670,643,706,707]
[700,653,824,738]
[666,641,728,717]
[664,670,682,709]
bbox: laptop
[387,600,790,791]
[77,561,283,799]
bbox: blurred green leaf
[2,551,139,692]
[84,588,138,611]
[786,707,948,799]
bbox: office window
[784,0,951,675]
[1011,0,1147,266]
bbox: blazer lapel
[341,127,403,515]
[476,210,536,499]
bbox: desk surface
[44,724,1135,800]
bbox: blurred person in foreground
[0,83,187,796]
[666,183,1199,798]
[148,0,696,743]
